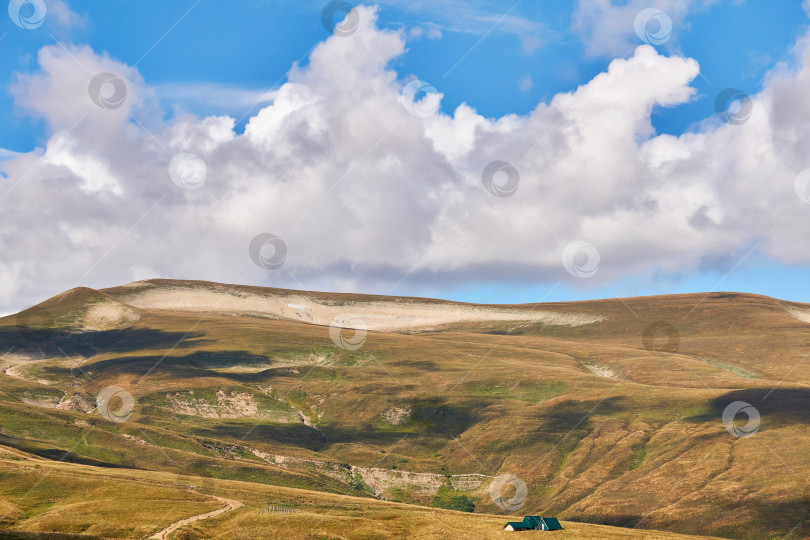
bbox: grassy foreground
[0,445,719,539]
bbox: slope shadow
[193,423,328,451]
[537,396,627,434]
[401,397,482,436]
[688,388,810,428]
[491,396,626,455]
[0,326,208,358]
[80,350,270,375]
[749,497,810,537]
[582,495,810,537]
[19,350,273,386]
[570,514,644,529]
[194,397,486,451]
[319,397,486,446]
[64,350,402,385]
[0,436,132,469]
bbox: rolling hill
[0,279,808,538]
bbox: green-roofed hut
[503,516,563,531]
[504,521,527,531]
[537,517,562,531]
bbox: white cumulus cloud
[1,5,810,313]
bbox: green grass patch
[696,357,758,378]
[467,380,568,404]
[432,486,475,512]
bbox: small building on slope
[504,516,563,531]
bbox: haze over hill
[0,279,808,538]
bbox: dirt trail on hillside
[149,493,243,539]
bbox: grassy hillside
[0,445,721,539]
[1,279,808,538]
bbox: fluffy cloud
[1,5,810,312]
[47,0,86,29]
[573,0,699,57]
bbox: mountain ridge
[0,279,808,538]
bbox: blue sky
[2,0,810,309]
[3,0,806,150]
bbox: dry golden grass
[0,447,220,538]
[1,281,809,538]
[0,446,720,539]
